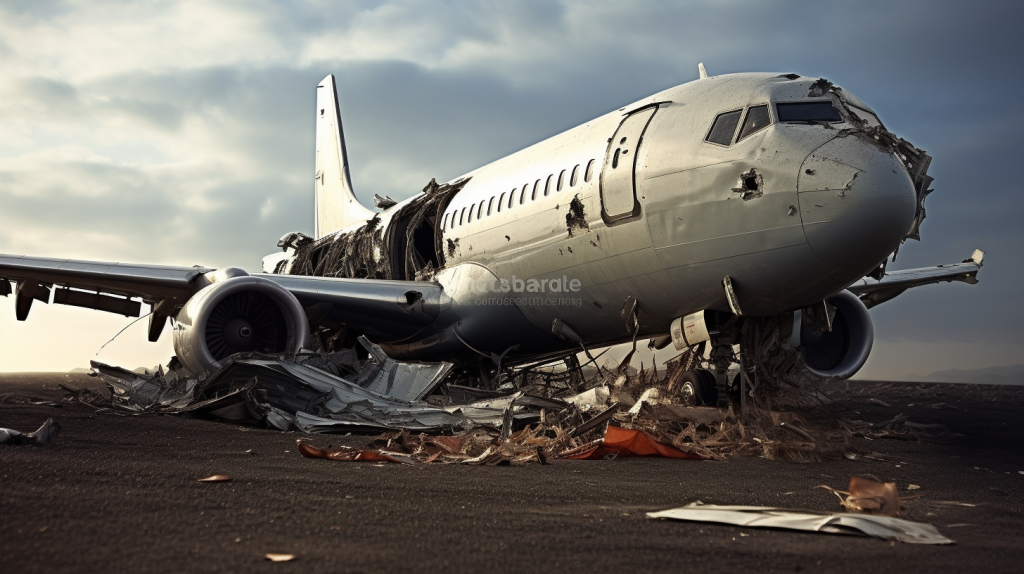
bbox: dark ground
[2,373,1024,573]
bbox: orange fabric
[562,426,704,460]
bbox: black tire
[679,369,719,406]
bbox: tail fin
[314,74,376,239]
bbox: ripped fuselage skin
[271,73,921,367]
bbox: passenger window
[776,102,843,123]
[544,175,553,196]
[520,184,527,205]
[705,109,742,146]
[570,165,580,187]
[487,197,494,216]
[442,213,449,229]
[467,206,473,223]
[459,207,466,225]
[584,159,595,182]
[477,200,484,219]
[499,192,506,212]
[737,105,771,141]
[557,169,566,191]
[532,179,540,201]
[508,189,515,209]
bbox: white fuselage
[299,72,916,356]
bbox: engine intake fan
[172,272,310,374]
[797,290,874,380]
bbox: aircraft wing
[0,254,213,319]
[0,254,446,340]
[846,249,985,308]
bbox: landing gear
[679,369,718,406]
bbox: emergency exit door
[600,106,657,223]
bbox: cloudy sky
[0,0,1020,379]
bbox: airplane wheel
[679,369,718,406]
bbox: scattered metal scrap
[77,328,943,467]
[0,418,60,446]
[647,503,953,545]
[297,424,704,466]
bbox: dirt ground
[2,373,1024,573]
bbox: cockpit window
[705,109,742,146]
[737,105,771,141]
[776,102,843,123]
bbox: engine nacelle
[798,290,874,379]
[172,272,310,374]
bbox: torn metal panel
[731,168,763,200]
[89,343,533,433]
[647,503,953,545]
[0,418,60,446]
[351,335,451,402]
[92,361,197,412]
[565,194,590,237]
[288,177,469,282]
[817,79,935,242]
[373,194,397,209]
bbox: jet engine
[798,290,874,379]
[171,270,310,374]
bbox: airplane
[0,67,984,407]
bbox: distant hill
[922,364,1024,385]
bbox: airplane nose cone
[798,137,917,276]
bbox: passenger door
[600,106,658,223]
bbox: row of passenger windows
[705,101,843,147]
[442,158,597,230]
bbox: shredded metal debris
[0,418,60,446]
[75,333,915,465]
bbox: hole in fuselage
[743,176,759,191]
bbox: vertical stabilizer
[315,74,376,239]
